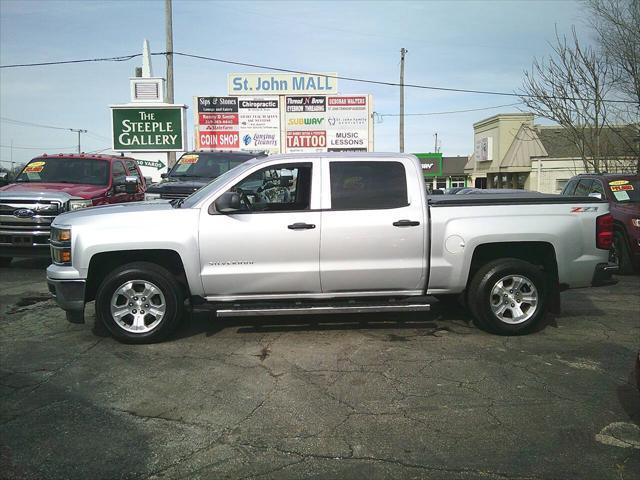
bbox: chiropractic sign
[111,106,186,151]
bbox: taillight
[596,213,613,250]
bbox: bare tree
[587,0,640,110]
[519,28,614,173]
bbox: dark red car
[562,173,640,273]
[0,153,146,266]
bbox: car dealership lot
[1,259,639,480]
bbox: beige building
[464,113,639,193]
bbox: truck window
[589,180,605,196]
[329,161,408,210]
[232,163,312,212]
[561,179,578,195]
[574,179,593,196]
[112,161,126,181]
[125,160,140,180]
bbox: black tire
[95,261,184,344]
[467,258,549,335]
[0,257,12,267]
[610,231,634,275]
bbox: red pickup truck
[0,153,146,266]
[562,173,640,273]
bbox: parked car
[144,150,267,201]
[561,173,640,273]
[46,152,616,343]
[0,153,146,266]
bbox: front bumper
[591,262,619,287]
[47,277,86,322]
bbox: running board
[216,303,431,318]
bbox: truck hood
[146,177,211,196]
[53,200,175,226]
[0,182,108,200]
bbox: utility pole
[434,132,439,153]
[165,0,176,167]
[70,128,87,153]
[399,48,407,153]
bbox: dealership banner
[111,106,186,152]
[228,73,338,95]
[194,92,372,154]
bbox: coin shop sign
[112,107,185,151]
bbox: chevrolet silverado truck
[45,153,617,343]
[0,153,146,266]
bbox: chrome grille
[0,199,61,246]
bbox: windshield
[180,156,266,208]
[15,158,109,186]
[170,152,257,178]
[607,179,639,203]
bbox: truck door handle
[288,222,316,230]
[393,219,420,227]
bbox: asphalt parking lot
[0,259,639,480]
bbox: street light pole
[399,48,407,153]
[70,129,87,153]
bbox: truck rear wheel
[610,231,634,275]
[467,258,548,335]
[95,261,184,343]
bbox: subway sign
[415,153,443,177]
[111,106,186,151]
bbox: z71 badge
[571,207,599,213]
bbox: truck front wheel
[95,261,184,343]
[467,258,548,335]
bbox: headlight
[632,219,640,228]
[50,227,72,266]
[67,199,93,211]
[145,193,162,201]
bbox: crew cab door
[319,158,427,293]
[108,160,130,204]
[199,159,321,298]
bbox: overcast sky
[0,0,592,167]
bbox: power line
[378,102,523,117]
[166,51,637,105]
[0,50,637,104]
[1,116,71,131]
[0,144,77,150]
[1,117,109,143]
[0,54,141,69]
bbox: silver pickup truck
[46,153,617,343]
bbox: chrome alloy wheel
[110,280,166,333]
[489,274,538,324]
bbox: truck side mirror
[0,172,8,187]
[211,191,241,214]
[124,176,139,194]
[161,173,168,179]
